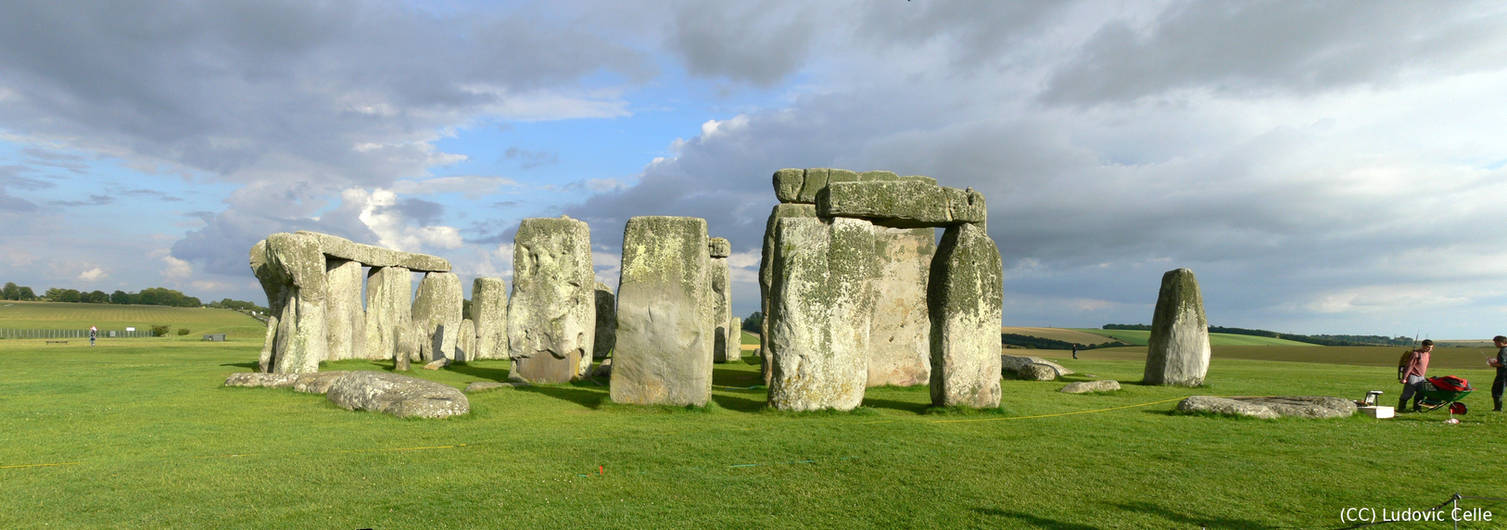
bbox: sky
[3,1,1506,339]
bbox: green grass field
[0,301,265,340]
[1069,327,1318,347]
[4,338,1505,528]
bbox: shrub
[150,325,170,337]
[176,328,190,336]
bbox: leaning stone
[507,216,595,382]
[1060,380,1122,394]
[1144,268,1211,386]
[293,231,450,272]
[423,358,450,370]
[820,180,987,228]
[325,371,469,419]
[250,232,328,374]
[928,223,1003,408]
[708,241,734,363]
[592,282,616,360]
[767,216,874,411]
[772,168,805,203]
[363,266,412,360]
[612,216,712,406]
[471,278,509,360]
[1017,364,1057,381]
[867,226,935,387]
[323,258,366,362]
[759,203,818,386]
[412,272,463,362]
[1177,396,1278,419]
[1000,355,1074,377]
[455,319,476,363]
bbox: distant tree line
[1002,333,1126,350]
[3,281,267,313]
[1101,323,1415,346]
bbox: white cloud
[77,267,107,282]
[162,255,192,281]
[391,176,521,198]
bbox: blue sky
[3,1,1507,339]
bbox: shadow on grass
[446,362,511,382]
[860,396,930,414]
[712,366,764,387]
[219,361,259,370]
[1110,501,1268,529]
[971,508,1097,530]
[711,392,766,413]
[513,382,607,409]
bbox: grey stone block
[507,216,595,382]
[612,216,712,406]
[1144,268,1211,386]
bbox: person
[1071,344,1079,359]
[1488,335,1507,412]
[89,325,97,347]
[1397,340,1433,412]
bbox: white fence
[0,328,159,339]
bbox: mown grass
[1070,327,1317,347]
[3,340,1504,528]
[0,301,264,339]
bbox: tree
[16,286,35,301]
[110,290,130,304]
[86,290,109,304]
[2,282,18,300]
[743,311,763,333]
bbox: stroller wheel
[1449,402,1467,415]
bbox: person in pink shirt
[1397,339,1433,412]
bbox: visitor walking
[1071,344,1079,359]
[1398,340,1434,412]
[1488,335,1506,412]
[89,325,97,347]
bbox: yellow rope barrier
[0,461,81,470]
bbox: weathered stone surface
[292,371,351,394]
[423,358,450,370]
[796,168,829,204]
[820,181,987,228]
[465,381,528,393]
[867,226,934,387]
[363,266,411,360]
[325,371,469,418]
[257,315,278,373]
[1176,396,1279,419]
[1017,363,1058,381]
[394,322,422,369]
[724,317,742,363]
[899,175,938,186]
[323,258,366,362]
[772,168,805,203]
[412,272,463,362]
[1144,268,1211,386]
[226,371,351,393]
[1000,355,1074,378]
[612,216,712,406]
[708,237,731,258]
[293,231,450,272]
[928,223,1003,408]
[592,281,615,360]
[860,170,899,181]
[768,216,874,411]
[1231,396,1356,418]
[508,216,595,382]
[250,233,327,374]
[472,278,508,360]
[1060,380,1122,393]
[455,319,476,363]
[589,357,613,379]
[759,203,818,386]
[708,245,734,364]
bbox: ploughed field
[3,339,1504,527]
[0,301,264,339]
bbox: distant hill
[0,301,265,340]
[1074,328,1317,347]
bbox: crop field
[1000,326,1120,346]
[0,301,265,339]
[4,338,1505,528]
[1068,327,1318,347]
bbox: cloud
[77,267,107,282]
[162,255,192,281]
[503,147,558,169]
[49,194,113,207]
[390,176,520,198]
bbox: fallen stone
[612,216,712,406]
[820,180,987,228]
[928,223,1003,408]
[471,277,508,360]
[412,272,463,363]
[1234,396,1356,419]
[323,258,366,362]
[293,231,450,272]
[363,266,412,360]
[464,381,529,393]
[759,203,818,386]
[767,216,874,411]
[867,226,934,387]
[423,358,450,370]
[589,357,613,379]
[1017,363,1057,381]
[1144,268,1211,386]
[1176,396,1279,419]
[508,216,595,382]
[593,282,616,360]
[292,371,351,394]
[1060,380,1122,394]
[326,371,469,419]
[224,371,349,394]
[1000,355,1074,378]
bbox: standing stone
[726,317,742,363]
[508,216,595,383]
[394,321,421,369]
[612,216,712,406]
[1144,268,1211,386]
[708,237,734,363]
[472,278,508,360]
[455,319,477,363]
[249,233,327,374]
[363,266,411,360]
[767,216,875,411]
[412,272,463,362]
[868,226,935,387]
[928,223,1003,408]
[323,258,366,362]
[593,281,616,360]
[759,202,819,386]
